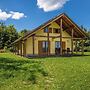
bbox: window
[55,41,60,49]
[53,28,60,33]
[44,27,48,33]
[48,28,52,33]
[44,27,52,33]
[42,41,48,52]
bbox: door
[55,41,66,55]
[55,41,60,55]
[38,41,50,55]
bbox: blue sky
[0,0,90,31]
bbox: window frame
[44,27,52,33]
[55,41,60,49]
[53,28,60,33]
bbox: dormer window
[53,28,60,33]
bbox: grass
[0,53,90,90]
[0,53,48,90]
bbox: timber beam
[60,18,63,56]
[71,29,74,55]
[35,35,86,40]
[32,34,35,55]
[47,27,50,56]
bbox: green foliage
[38,67,48,76]
[0,22,18,49]
[27,72,37,84]
[88,31,90,39]
[0,22,29,50]
[18,29,28,37]
[80,26,90,51]
[80,25,87,32]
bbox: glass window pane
[53,28,60,33]
[55,42,60,48]
[44,27,48,33]
[42,41,48,52]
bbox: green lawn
[0,53,90,90]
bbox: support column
[15,44,17,55]
[17,43,19,55]
[13,45,15,54]
[81,40,84,55]
[60,18,63,56]
[47,27,50,56]
[21,41,23,56]
[13,44,15,54]
[75,40,78,54]
[32,35,35,55]
[71,29,74,55]
[20,41,22,56]
[23,40,26,56]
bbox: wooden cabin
[12,13,88,57]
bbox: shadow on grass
[0,57,48,84]
[27,54,90,59]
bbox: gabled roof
[12,13,88,44]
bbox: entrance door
[55,41,60,55]
[38,41,50,55]
[55,41,66,55]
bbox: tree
[80,25,90,52]
[80,25,87,32]
[19,29,28,37]
[0,22,6,49]
[0,22,19,49]
[5,25,19,48]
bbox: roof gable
[12,13,88,44]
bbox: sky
[0,0,90,31]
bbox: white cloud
[0,9,26,21]
[0,9,12,20]
[10,11,26,20]
[37,0,69,12]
